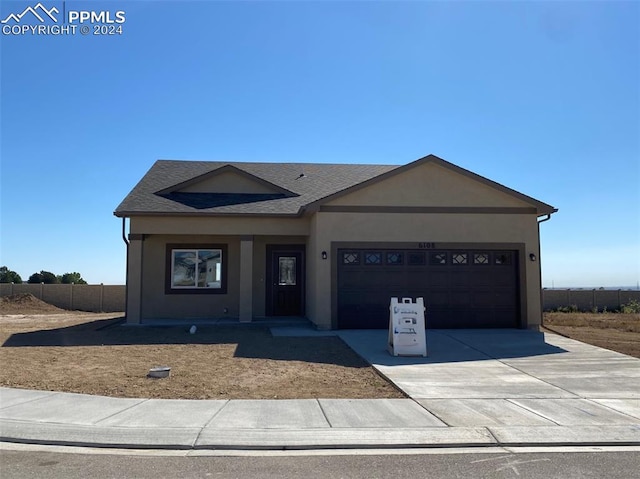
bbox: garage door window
[364,252,382,265]
[430,252,447,265]
[408,252,426,265]
[473,253,490,265]
[495,252,512,265]
[342,252,360,265]
[386,252,404,265]
[452,253,468,265]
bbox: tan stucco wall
[127,217,309,321]
[306,212,543,330]
[326,162,532,208]
[129,217,310,321]
[131,216,309,236]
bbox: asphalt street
[2,447,640,479]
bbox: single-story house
[114,154,557,330]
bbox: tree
[27,271,59,284]
[0,266,22,284]
[60,272,87,284]
[27,272,42,283]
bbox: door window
[278,257,297,285]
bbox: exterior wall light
[321,251,328,260]
[529,253,536,261]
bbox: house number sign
[418,242,436,249]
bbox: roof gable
[153,165,298,210]
[114,160,396,217]
[308,155,556,215]
[156,164,297,196]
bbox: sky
[0,0,638,287]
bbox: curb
[2,420,640,451]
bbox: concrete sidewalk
[1,329,639,450]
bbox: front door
[266,245,305,316]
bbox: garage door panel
[337,293,362,310]
[494,289,518,308]
[472,291,496,307]
[359,304,389,329]
[426,309,450,328]
[424,271,449,287]
[425,290,449,306]
[357,275,391,288]
[337,248,519,329]
[449,270,472,286]
[492,271,516,286]
[444,309,475,328]
[405,271,428,285]
[339,272,367,289]
[450,290,472,306]
[378,271,406,284]
[470,270,494,284]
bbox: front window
[166,245,226,293]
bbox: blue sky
[1,0,638,287]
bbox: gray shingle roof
[114,155,557,217]
[114,160,399,216]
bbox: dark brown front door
[266,245,305,316]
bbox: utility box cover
[388,297,427,357]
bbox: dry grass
[0,312,404,400]
[543,312,640,358]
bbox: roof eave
[537,207,559,217]
[113,210,304,219]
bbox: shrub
[620,300,640,314]
[555,304,579,313]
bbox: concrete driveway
[337,329,640,444]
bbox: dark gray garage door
[337,249,520,329]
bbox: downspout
[537,212,556,328]
[122,217,130,246]
[121,217,129,320]
[538,214,552,224]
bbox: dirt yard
[2,295,638,399]
[0,295,403,400]
[543,312,640,358]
